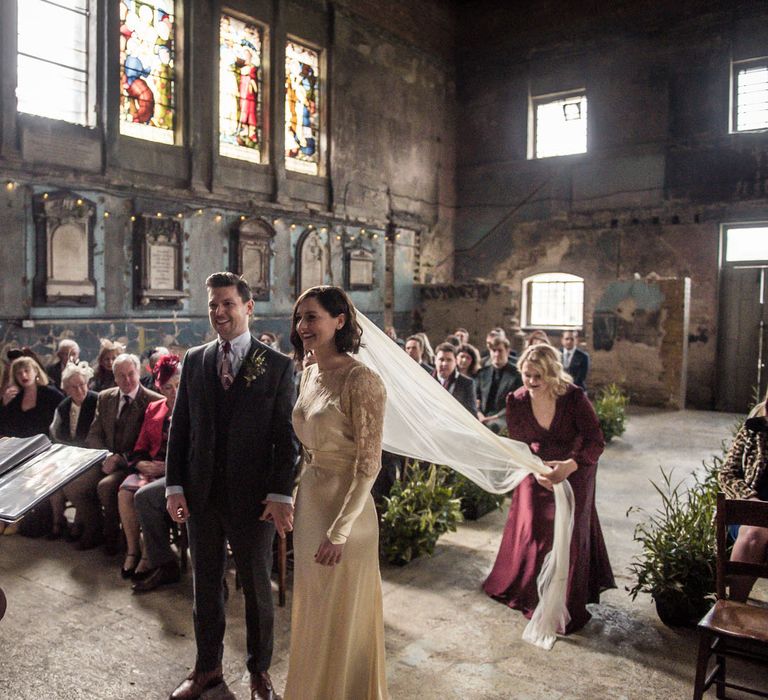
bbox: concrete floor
[0,408,765,699]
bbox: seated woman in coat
[718,387,768,602]
[49,362,99,539]
[117,354,181,579]
[0,356,63,535]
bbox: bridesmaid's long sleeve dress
[483,384,616,632]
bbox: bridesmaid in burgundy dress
[483,343,615,633]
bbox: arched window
[522,272,584,328]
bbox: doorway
[717,225,768,413]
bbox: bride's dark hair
[290,286,363,361]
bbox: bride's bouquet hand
[314,537,344,566]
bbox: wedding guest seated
[476,336,522,433]
[481,328,508,366]
[525,329,551,347]
[64,353,162,552]
[454,327,470,345]
[414,332,435,366]
[0,357,64,536]
[0,357,63,438]
[259,331,281,352]
[139,346,169,389]
[119,354,181,584]
[718,387,768,602]
[457,343,482,379]
[89,339,125,392]
[46,339,80,390]
[434,342,477,415]
[560,329,589,391]
[6,347,57,387]
[405,335,434,373]
[48,362,98,539]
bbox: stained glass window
[285,41,320,175]
[219,15,264,163]
[119,1,176,144]
[16,0,93,126]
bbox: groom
[166,272,297,700]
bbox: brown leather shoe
[169,667,223,700]
[132,561,181,593]
[251,671,281,700]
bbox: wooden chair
[692,493,768,699]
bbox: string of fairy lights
[3,179,401,243]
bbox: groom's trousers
[186,500,276,674]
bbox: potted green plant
[379,461,463,566]
[446,472,506,520]
[594,384,629,442]
[627,456,722,626]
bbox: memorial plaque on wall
[296,228,328,296]
[230,218,273,301]
[33,192,96,306]
[133,215,186,307]
[346,247,374,291]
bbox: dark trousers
[187,504,276,674]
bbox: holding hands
[260,500,294,538]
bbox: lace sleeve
[342,364,387,478]
[326,364,386,544]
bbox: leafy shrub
[446,472,505,520]
[594,384,629,442]
[626,424,741,626]
[379,461,463,566]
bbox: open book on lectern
[0,435,108,523]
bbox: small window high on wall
[17,0,95,126]
[219,13,265,164]
[723,224,768,262]
[530,90,587,159]
[522,272,584,328]
[119,0,176,144]
[285,40,320,175]
[731,58,768,133]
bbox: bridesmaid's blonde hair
[516,344,572,396]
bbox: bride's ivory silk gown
[286,360,388,700]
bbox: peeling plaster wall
[453,0,768,408]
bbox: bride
[285,286,388,699]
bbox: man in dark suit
[561,329,590,390]
[405,334,434,374]
[64,354,162,551]
[434,342,477,415]
[165,272,297,700]
[476,336,522,433]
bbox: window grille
[732,58,768,133]
[523,272,584,328]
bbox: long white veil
[355,312,574,650]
